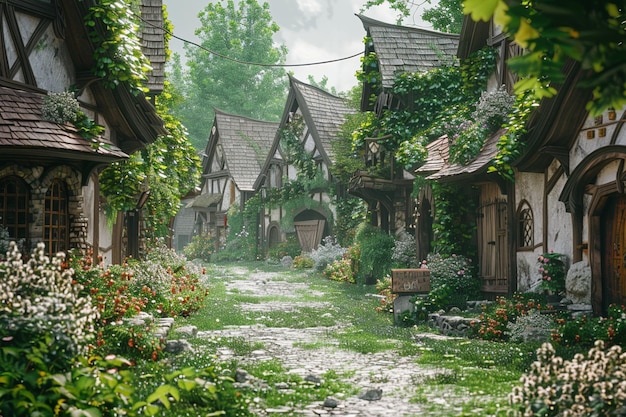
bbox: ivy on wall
[83,0,152,93]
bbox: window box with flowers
[537,251,566,296]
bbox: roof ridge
[356,13,460,39]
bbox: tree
[172,0,288,149]
[463,0,626,115]
[422,0,464,33]
[360,0,463,33]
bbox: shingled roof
[140,0,165,94]
[425,128,506,181]
[289,76,355,164]
[0,86,127,162]
[357,14,460,90]
[213,109,278,192]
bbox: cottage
[185,109,278,250]
[256,76,354,252]
[0,0,166,263]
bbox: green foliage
[463,0,626,115]
[391,231,420,268]
[292,255,314,269]
[552,304,626,349]
[323,245,360,284]
[509,341,626,416]
[333,195,367,247]
[469,293,549,342]
[84,0,151,93]
[537,251,566,294]
[354,223,394,285]
[431,182,477,257]
[267,233,302,260]
[183,234,215,261]
[488,90,540,180]
[422,0,464,33]
[171,0,288,149]
[99,81,201,237]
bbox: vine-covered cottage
[350,15,459,237]
[256,76,354,252]
[184,109,278,249]
[0,0,165,263]
[417,14,621,314]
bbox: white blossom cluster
[510,341,626,416]
[0,241,99,354]
[310,236,346,272]
[41,91,80,124]
[472,85,516,131]
[130,239,206,293]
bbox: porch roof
[185,193,222,209]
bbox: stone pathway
[195,267,442,416]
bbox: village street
[172,265,512,417]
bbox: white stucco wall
[515,171,544,291]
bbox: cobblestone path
[196,267,441,417]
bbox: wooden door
[477,184,509,294]
[294,220,325,252]
[602,194,626,308]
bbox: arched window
[0,176,29,244]
[517,200,534,250]
[44,180,69,255]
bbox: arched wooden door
[602,194,626,309]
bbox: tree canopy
[361,0,463,33]
[463,0,626,115]
[171,0,289,149]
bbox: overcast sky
[162,0,434,93]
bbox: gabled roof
[0,86,127,163]
[255,76,355,190]
[357,14,460,90]
[415,135,449,175]
[208,109,278,192]
[289,76,355,163]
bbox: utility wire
[138,14,364,68]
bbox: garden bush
[355,223,394,285]
[509,341,626,416]
[310,235,345,271]
[183,233,215,261]
[391,230,420,268]
[418,253,479,310]
[292,255,314,269]
[323,245,360,284]
[469,293,551,342]
[267,233,302,260]
[551,304,626,349]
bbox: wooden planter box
[391,269,430,294]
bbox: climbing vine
[83,0,152,93]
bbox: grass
[170,261,540,416]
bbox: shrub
[509,341,626,416]
[551,304,626,349]
[267,233,302,260]
[183,234,215,261]
[355,223,394,285]
[425,253,479,308]
[506,309,555,343]
[292,255,314,269]
[537,251,566,294]
[374,274,395,313]
[310,235,345,271]
[392,231,420,268]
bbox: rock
[235,369,249,383]
[323,397,339,408]
[304,374,322,386]
[358,388,383,401]
[566,261,591,304]
[281,256,293,268]
[164,339,193,354]
[275,382,290,390]
[449,306,461,314]
[176,325,198,338]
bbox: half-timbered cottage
[0,0,165,263]
[187,109,277,249]
[256,76,354,252]
[350,15,459,236]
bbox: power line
[138,14,364,68]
